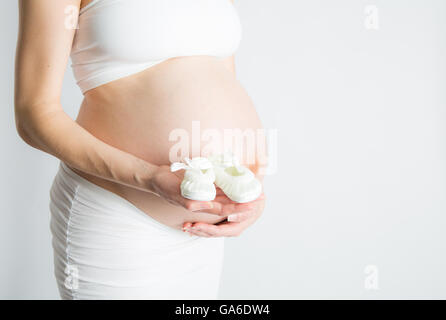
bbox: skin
[15,0,266,237]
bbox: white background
[1,0,446,299]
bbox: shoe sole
[225,189,262,203]
[181,190,216,202]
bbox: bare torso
[71,56,263,229]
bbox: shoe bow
[170,157,213,173]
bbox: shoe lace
[170,157,213,174]
[218,152,244,175]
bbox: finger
[214,186,265,200]
[182,222,193,232]
[181,193,264,215]
[214,192,265,208]
[221,203,235,215]
[215,187,225,196]
[192,222,233,237]
[186,227,211,237]
[213,195,238,205]
[188,202,224,215]
[183,222,213,237]
[181,195,238,214]
[182,199,214,212]
[221,194,264,214]
[198,198,258,216]
[230,202,256,213]
[189,201,249,216]
[192,221,242,237]
[193,202,254,217]
[227,210,254,223]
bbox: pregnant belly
[74,56,263,229]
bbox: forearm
[14,0,158,194]
[15,104,158,192]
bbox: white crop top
[71,0,242,93]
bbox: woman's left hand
[182,193,266,237]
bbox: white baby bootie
[208,153,262,203]
[170,157,216,201]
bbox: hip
[49,161,225,299]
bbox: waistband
[58,161,178,233]
[60,161,118,200]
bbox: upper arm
[15,0,81,114]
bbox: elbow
[15,109,36,147]
[14,101,41,148]
[14,95,62,151]
[14,86,62,149]
[16,125,33,147]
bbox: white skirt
[49,161,224,299]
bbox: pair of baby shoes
[170,153,262,203]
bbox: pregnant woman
[14,0,266,299]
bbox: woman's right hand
[149,165,258,217]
